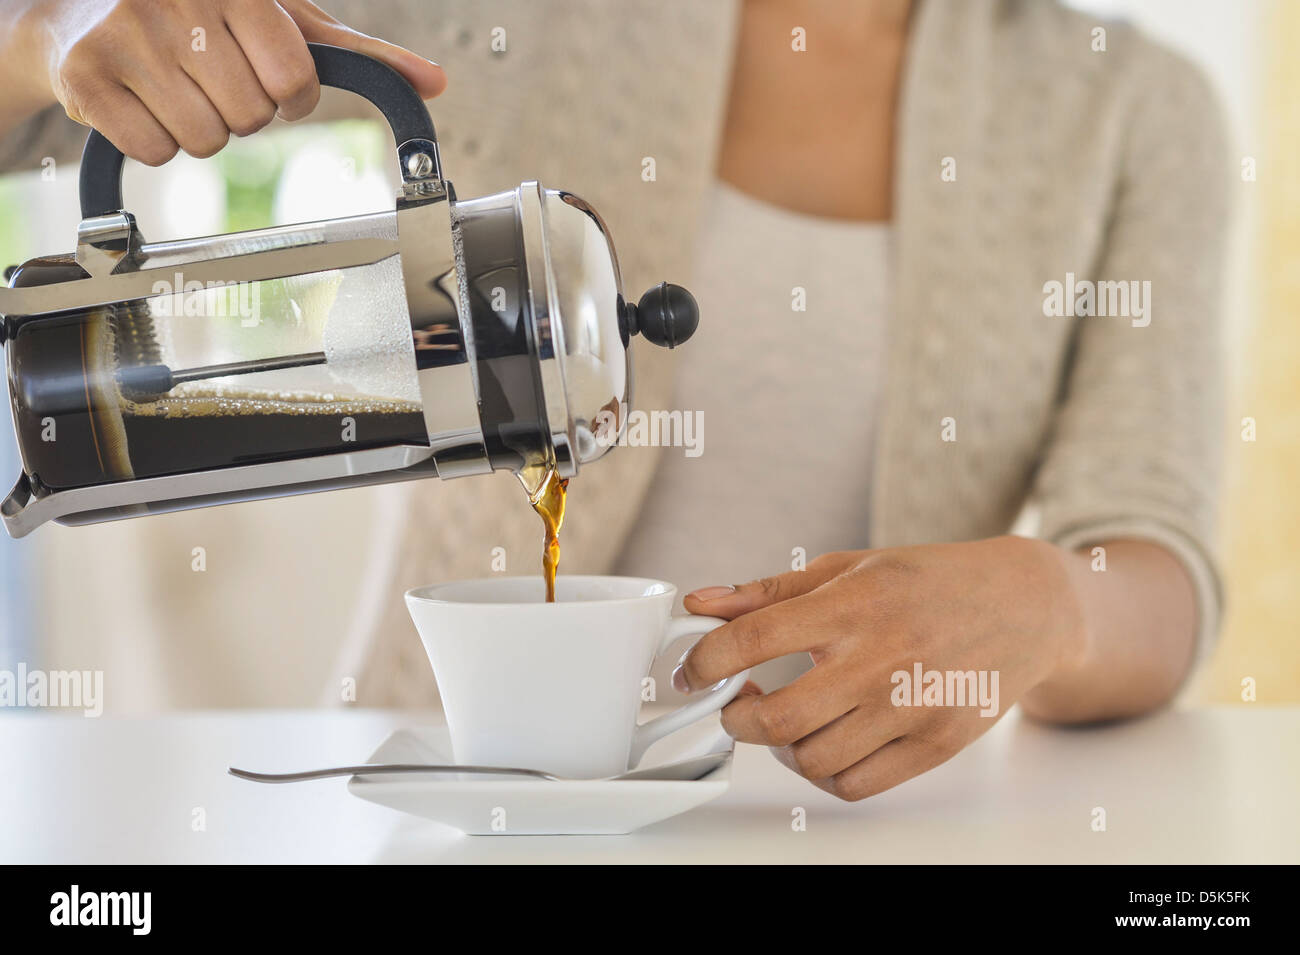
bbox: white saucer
[347,720,734,835]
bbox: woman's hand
[0,0,446,163]
[674,537,1094,801]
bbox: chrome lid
[520,184,700,475]
[519,185,625,472]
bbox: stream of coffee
[518,463,568,603]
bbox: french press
[0,44,698,538]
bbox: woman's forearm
[0,2,57,141]
[1021,539,1199,724]
[0,0,447,167]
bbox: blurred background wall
[1196,0,1299,704]
[1,0,1295,704]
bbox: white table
[1,706,1296,863]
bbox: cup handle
[628,615,750,769]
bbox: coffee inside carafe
[7,260,427,492]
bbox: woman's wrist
[1020,537,1199,722]
[1022,537,1094,687]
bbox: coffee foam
[123,384,422,418]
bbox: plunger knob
[622,282,699,349]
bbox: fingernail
[671,664,690,693]
[687,585,736,602]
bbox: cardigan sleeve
[0,106,85,176]
[1031,46,1233,672]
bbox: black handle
[78,43,438,219]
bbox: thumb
[682,551,859,619]
[284,0,449,99]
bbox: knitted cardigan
[1,0,1229,709]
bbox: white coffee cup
[405,575,750,778]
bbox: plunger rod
[117,351,327,398]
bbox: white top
[5,707,1294,862]
[615,180,893,691]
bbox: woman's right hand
[0,0,446,164]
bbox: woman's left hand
[674,536,1090,801]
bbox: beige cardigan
[1,0,1230,710]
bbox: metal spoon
[229,750,731,785]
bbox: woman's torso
[614,179,894,692]
[613,1,907,695]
